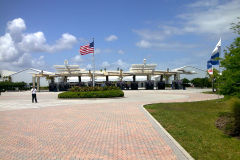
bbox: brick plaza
[0,89,220,159]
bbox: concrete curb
[140,104,194,160]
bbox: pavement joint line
[140,104,194,160]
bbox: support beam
[119,69,123,81]
[177,73,180,80]
[165,75,170,84]
[106,75,109,82]
[78,76,81,82]
[147,75,151,81]
[37,77,40,92]
[133,75,136,82]
[63,76,67,83]
[51,77,55,83]
[160,75,163,81]
[32,76,36,88]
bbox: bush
[69,86,120,92]
[191,77,211,88]
[0,81,28,91]
[231,98,240,136]
[58,90,124,98]
[40,86,49,90]
[218,98,240,136]
[181,78,191,87]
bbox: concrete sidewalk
[0,89,221,159]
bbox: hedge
[69,86,120,92]
[0,81,28,91]
[58,90,124,98]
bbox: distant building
[0,70,16,81]
[9,68,53,86]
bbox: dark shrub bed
[58,89,124,98]
[0,81,28,91]
[216,98,240,137]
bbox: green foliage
[0,81,28,91]
[231,98,240,135]
[58,90,124,98]
[191,77,211,88]
[69,86,120,92]
[182,78,191,87]
[220,18,240,97]
[39,86,49,90]
[182,78,190,84]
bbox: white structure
[0,70,16,81]
[10,68,53,86]
[172,66,207,80]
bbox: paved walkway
[0,89,221,159]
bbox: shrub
[69,86,120,92]
[231,98,240,136]
[191,77,211,88]
[0,81,28,91]
[58,90,124,98]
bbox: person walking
[31,87,38,103]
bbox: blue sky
[0,0,239,72]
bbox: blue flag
[210,38,221,65]
[207,60,212,69]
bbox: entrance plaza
[0,89,220,159]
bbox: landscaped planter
[58,89,124,98]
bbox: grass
[144,98,240,160]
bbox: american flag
[79,41,94,55]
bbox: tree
[219,18,240,97]
[191,77,211,88]
[182,78,190,84]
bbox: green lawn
[144,99,240,160]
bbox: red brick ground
[0,102,177,160]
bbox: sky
[0,0,240,72]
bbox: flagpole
[212,65,214,92]
[217,38,221,98]
[92,38,95,87]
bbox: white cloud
[136,40,196,50]
[7,18,26,42]
[0,33,19,61]
[134,0,240,51]
[101,61,110,68]
[94,48,112,54]
[187,0,219,8]
[105,35,118,42]
[133,29,165,40]
[113,59,129,70]
[86,64,92,69]
[95,48,101,54]
[71,55,82,63]
[48,33,77,52]
[179,0,240,35]
[18,32,47,53]
[0,18,78,70]
[136,40,152,48]
[117,49,124,54]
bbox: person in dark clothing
[31,87,38,103]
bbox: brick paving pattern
[0,89,221,159]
